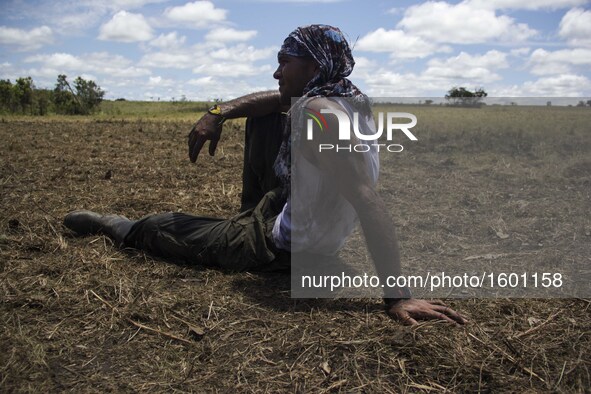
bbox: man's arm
[189,90,284,162]
[304,99,466,325]
[343,181,465,325]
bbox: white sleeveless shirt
[272,102,379,255]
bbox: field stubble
[0,105,590,392]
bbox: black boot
[64,210,135,245]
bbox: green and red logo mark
[305,109,329,132]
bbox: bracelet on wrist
[208,104,226,125]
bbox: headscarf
[273,24,370,191]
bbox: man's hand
[188,113,223,162]
[386,299,467,326]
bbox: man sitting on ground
[64,24,466,326]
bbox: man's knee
[143,212,171,228]
[131,212,176,235]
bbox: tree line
[446,87,591,108]
[0,75,104,115]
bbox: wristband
[208,104,226,124]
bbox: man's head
[273,24,355,105]
[273,53,319,105]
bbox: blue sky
[1,0,590,100]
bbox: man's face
[273,54,319,105]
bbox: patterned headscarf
[273,25,370,191]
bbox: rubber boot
[64,210,135,245]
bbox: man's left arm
[344,182,466,325]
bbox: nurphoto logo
[305,109,418,152]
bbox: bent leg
[123,213,224,262]
[124,188,288,271]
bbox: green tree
[13,77,35,114]
[445,86,487,107]
[53,74,78,114]
[33,88,52,115]
[0,79,15,113]
[52,74,104,114]
[74,76,104,114]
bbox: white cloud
[356,28,451,59]
[357,50,512,96]
[186,79,276,101]
[559,8,591,47]
[349,56,378,80]
[24,52,151,78]
[148,76,162,85]
[26,53,83,69]
[147,76,175,87]
[511,47,531,57]
[519,74,591,96]
[108,0,169,9]
[0,62,20,81]
[58,11,105,31]
[163,1,227,28]
[140,43,276,78]
[188,76,216,86]
[209,45,276,62]
[149,32,186,48]
[255,0,345,2]
[428,50,509,70]
[139,51,195,69]
[107,66,153,78]
[144,76,273,102]
[528,48,591,75]
[465,0,588,10]
[0,25,53,51]
[398,1,537,44]
[424,50,508,82]
[205,27,257,43]
[386,7,405,15]
[22,67,64,82]
[360,69,455,97]
[99,11,153,42]
[363,71,433,96]
[4,0,167,33]
[193,63,272,77]
[17,51,154,96]
[87,52,136,69]
[361,64,591,97]
[423,66,502,83]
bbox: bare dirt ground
[1,107,590,392]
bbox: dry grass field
[1,104,590,392]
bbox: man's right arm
[214,90,284,119]
[188,90,283,162]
